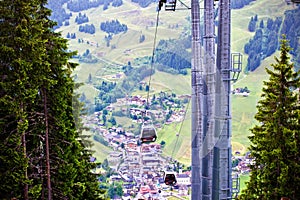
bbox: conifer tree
[1,0,106,199]
[239,36,300,199]
[33,1,106,199]
[0,0,48,199]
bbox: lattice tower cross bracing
[191,0,232,199]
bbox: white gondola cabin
[139,124,157,143]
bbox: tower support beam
[191,0,204,199]
[191,0,232,199]
[213,0,232,199]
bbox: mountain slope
[55,0,295,163]
[230,0,296,154]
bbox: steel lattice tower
[191,0,232,199]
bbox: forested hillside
[47,0,157,28]
[2,0,298,198]
[281,6,300,71]
[244,6,300,71]
[46,0,298,164]
[231,0,256,9]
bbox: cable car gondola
[139,123,157,143]
[158,0,177,11]
[164,171,177,186]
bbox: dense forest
[47,0,71,28]
[95,81,118,111]
[0,0,106,199]
[75,12,89,24]
[67,0,112,12]
[47,0,123,29]
[231,0,256,9]
[154,38,192,75]
[244,6,300,72]
[100,20,128,34]
[79,23,96,34]
[281,6,300,71]
[131,0,155,8]
[46,0,259,29]
[244,16,282,71]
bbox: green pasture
[157,108,192,166]
[231,0,293,72]
[60,0,190,64]
[231,51,279,152]
[60,0,292,162]
[239,174,250,192]
[83,130,113,163]
[150,70,191,95]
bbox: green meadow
[82,130,113,162]
[59,0,293,163]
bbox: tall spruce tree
[1,0,106,199]
[239,36,300,199]
[0,0,48,199]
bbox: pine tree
[248,16,256,32]
[0,0,48,199]
[37,2,105,198]
[239,36,300,199]
[259,20,264,28]
[1,0,106,199]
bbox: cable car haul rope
[138,0,191,187]
[139,5,160,145]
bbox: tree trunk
[22,132,28,200]
[43,88,52,199]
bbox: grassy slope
[156,0,292,163]
[230,0,293,154]
[60,0,191,161]
[59,0,293,163]
[239,174,250,191]
[149,70,191,95]
[157,109,192,166]
[83,130,113,163]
